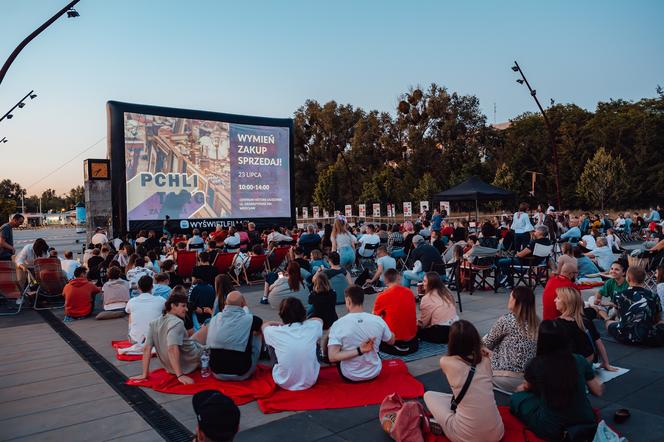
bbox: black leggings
[417,325,450,344]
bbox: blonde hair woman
[554,287,616,371]
[483,287,539,392]
[331,218,356,268]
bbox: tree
[411,173,438,203]
[312,164,337,211]
[64,185,84,209]
[576,147,627,210]
[492,163,516,191]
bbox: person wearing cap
[401,235,442,288]
[192,390,240,442]
[131,292,206,385]
[91,228,109,246]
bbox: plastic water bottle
[200,348,210,378]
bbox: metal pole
[512,61,562,210]
[0,0,80,86]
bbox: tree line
[294,84,664,212]
[0,180,84,221]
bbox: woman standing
[331,218,356,269]
[510,320,603,441]
[482,287,539,392]
[511,202,534,252]
[417,272,459,343]
[424,320,504,442]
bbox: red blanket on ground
[426,406,545,442]
[126,365,277,405]
[257,359,424,414]
[112,340,148,361]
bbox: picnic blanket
[112,340,154,361]
[257,359,423,413]
[379,341,448,363]
[427,406,545,442]
[126,365,277,405]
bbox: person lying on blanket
[327,285,394,382]
[131,292,208,385]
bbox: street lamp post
[511,60,562,210]
[0,90,37,123]
[0,0,80,87]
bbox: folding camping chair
[212,252,237,276]
[242,254,268,285]
[267,246,290,272]
[511,243,554,289]
[0,261,26,315]
[358,242,379,272]
[31,258,67,310]
[176,250,198,281]
[188,242,204,252]
[463,246,500,295]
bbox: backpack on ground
[379,392,430,442]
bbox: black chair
[431,261,463,313]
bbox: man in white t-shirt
[60,250,81,280]
[364,246,397,287]
[262,297,323,391]
[357,224,380,258]
[328,285,394,382]
[91,228,109,246]
[125,275,165,344]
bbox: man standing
[131,292,206,384]
[373,269,419,355]
[431,208,442,234]
[0,213,24,261]
[328,285,394,382]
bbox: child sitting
[310,249,329,273]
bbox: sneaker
[259,297,269,305]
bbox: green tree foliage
[312,164,337,211]
[576,147,627,211]
[412,173,438,202]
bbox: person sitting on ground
[308,271,338,331]
[328,285,394,382]
[401,235,443,287]
[483,287,539,392]
[542,262,578,320]
[555,242,575,274]
[261,261,309,307]
[417,272,459,344]
[559,217,581,243]
[586,260,628,317]
[387,224,404,255]
[361,245,396,288]
[192,390,240,442]
[553,287,616,371]
[599,266,664,346]
[192,251,220,286]
[605,227,621,252]
[430,229,446,254]
[298,224,322,256]
[91,227,109,246]
[580,229,598,251]
[160,259,182,288]
[373,268,419,355]
[97,266,130,320]
[131,292,206,385]
[146,250,160,274]
[15,237,49,288]
[583,237,614,272]
[309,249,329,273]
[497,225,552,288]
[290,246,312,273]
[262,297,323,390]
[187,229,205,251]
[60,250,81,281]
[63,266,101,320]
[86,247,104,283]
[190,276,216,325]
[125,275,166,344]
[510,320,603,441]
[207,291,263,381]
[153,273,171,299]
[574,246,601,282]
[126,257,154,295]
[424,320,505,442]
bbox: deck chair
[0,261,26,315]
[188,242,205,252]
[212,252,236,276]
[243,254,268,285]
[511,243,554,289]
[31,258,67,310]
[463,246,500,295]
[431,261,463,313]
[267,246,290,272]
[358,242,379,272]
[176,251,198,280]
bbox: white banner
[420,201,429,213]
[302,207,308,218]
[403,202,412,217]
[387,204,395,217]
[440,201,450,217]
[372,203,381,217]
[358,204,366,218]
[344,205,352,217]
[312,206,319,218]
[323,209,330,218]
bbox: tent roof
[433,176,515,201]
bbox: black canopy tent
[432,176,515,222]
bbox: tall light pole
[0,0,80,87]
[511,60,562,210]
[0,90,37,123]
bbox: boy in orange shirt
[63,266,101,320]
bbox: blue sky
[1,0,662,194]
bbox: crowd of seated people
[5,206,664,441]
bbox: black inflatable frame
[107,100,295,236]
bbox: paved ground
[2,229,664,441]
